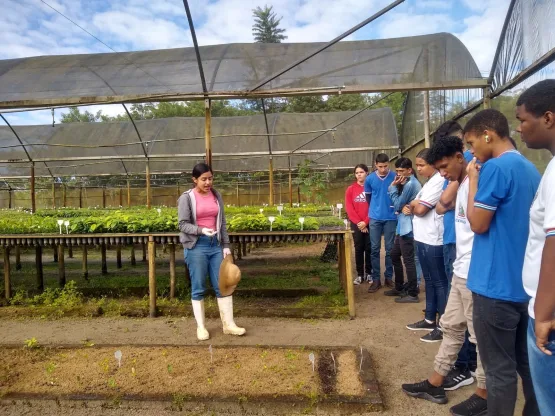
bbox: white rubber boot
[217,296,246,336]
[191,299,209,341]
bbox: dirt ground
[0,243,525,416]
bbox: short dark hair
[464,109,510,139]
[395,157,412,169]
[354,163,369,173]
[426,136,464,165]
[516,79,555,117]
[433,120,462,141]
[375,153,389,164]
[416,148,430,161]
[192,162,213,178]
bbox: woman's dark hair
[354,163,369,173]
[192,163,213,179]
[433,120,463,141]
[394,157,413,194]
[416,148,430,162]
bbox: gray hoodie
[177,188,230,249]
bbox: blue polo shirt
[443,151,474,245]
[364,170,397,221]
[467,150,540,302]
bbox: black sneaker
[401,380,447,404]
[395,295,419,303]
[443,366,475,391]
[421,327,444,342]
[449,394,487,416]
[384,288,404,296]
[406,319,436,331]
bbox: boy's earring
[485,135,490,143]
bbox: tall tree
[252,5,287,43]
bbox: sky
[0,0,511,125]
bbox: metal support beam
[146,160,152,209]
[205,99,212,166]
[487,0,518,85]
[122,104,148,157]
[182,0,208,94]
[483,87,490,109]
[250,0,406,92]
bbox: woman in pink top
[178,163,245,341]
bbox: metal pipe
[182,0,208,93]
[122,104,148,157]
[487,0,518,85]
[249,0,406,91]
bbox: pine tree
[252,5,287,44]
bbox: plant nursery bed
[0,345,382,414]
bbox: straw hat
[219,255,241,297]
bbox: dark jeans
[370,220,396,282]
[391,235,418,296]
[527,317,555,416]
[443,243,456,293]
[472,293,540,416]
[416,242,448,323]
[351,221,371,277]
[454,331,477,372]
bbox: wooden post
[63,185,67,207]
[343,232,356,318]
[53,246,58,263]
[35,245,43,292]
[3,247,11,300]
[58,244,65,287]
[102,187,106,208]
[127,179,131,207]
[236,242,242,260]
[101,243,107,275]
[205,99,212,167]
[142,243,147,262]
[52,182,56,209]
[30,163,36,213]
[15,245,21,271]
[68,244,73,258]
[169,244,176,299]
[338,241,346,291]
[423,90,430,148]
[297,186,301,204]
[116,245,122,269]
[130,245,136,266]
[8,189,12,209]
[236,183,240,206]
[119,187,123,207]
[289,168,293,207]
[146,161,151,209]
[148,236,156,318]
[242,242,247,257]
[82,245,88,280]
[483,86,490,109]
[177,182,181,198]
[79,187,83,209]
[268,159,274,206]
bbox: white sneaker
[365,274,372,283]
[354,276,363,285]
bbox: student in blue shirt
[386,157,421,302]
[465,109,540,416]
[364,153,398,293]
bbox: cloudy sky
[1,0,510,125]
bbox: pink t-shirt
[194,189,218,231]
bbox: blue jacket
[388,176,422,236]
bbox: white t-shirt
[453,176,474,279]
[523,158,555,319]
[413,172,445,246]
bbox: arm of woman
[178,193,203,235]
[345,186,362,224]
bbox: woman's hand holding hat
[223,248,231,258]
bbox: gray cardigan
[177,188,231,249]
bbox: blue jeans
[416,242,448,323]
[527,317,555,416]
[184,235,223,300]
[443,243,456,293]
[370,220,396,282]
[415,252,422,286]
[454,332,478,372]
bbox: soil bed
[0,345,381,414]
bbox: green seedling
[107,377,117,388]
[167,364,173,374]
[24,338,39,349]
